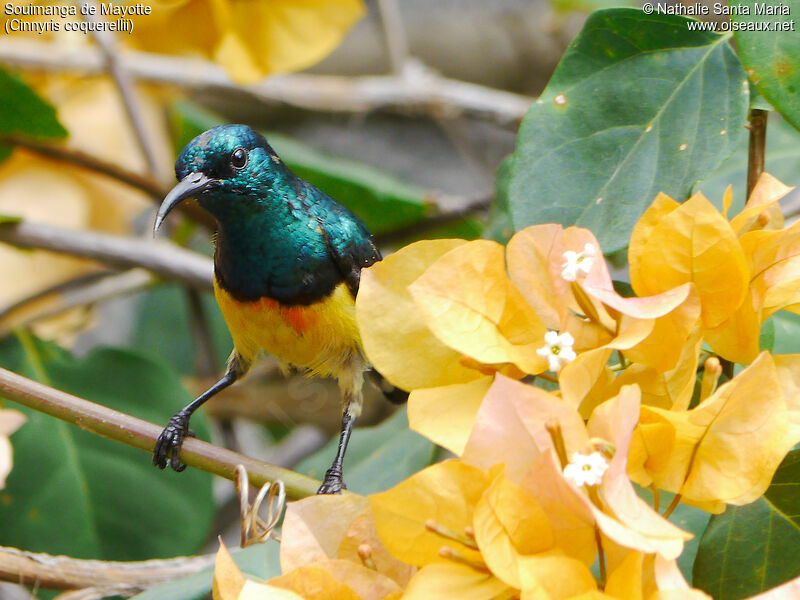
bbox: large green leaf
[693,448,800,599]
[295,407,435,495]
[508,9,748,252]
[733,0,800,131]
[0,69,67,162]
[0,337,214,560]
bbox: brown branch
[0,136,215,229]
[0,135,165,198]
[0,366,322,499]
[746,108,768,198]
[0,39,532,126]
[0,544,214,592]
[0,221,213,292]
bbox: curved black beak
[153,172,214,236]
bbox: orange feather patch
[255,296,317,334]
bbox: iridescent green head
[154,124,288,233]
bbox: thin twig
[0,544,215,592]
[0,221,213,291]
[376,0,409,75]
[0,366,322,499]
[0,39,532,126]
[746,108,768,198]
[0,136,216,229]
[185,287,218,377]
[0,269,155,337]
[0,135,165,198]
[82,0,160,176]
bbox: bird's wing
[317,208,381,299]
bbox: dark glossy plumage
[175,124,381,305]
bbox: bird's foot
[153,411,193,472]
[317,467,347,495]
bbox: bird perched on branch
[152,124,404,494]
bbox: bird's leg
[318,407,356,494]
[153,353,248,471]
[318,358,364,494]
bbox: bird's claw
[153,412,191,472]
[317,467,347,495]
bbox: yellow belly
[214,278,362,378]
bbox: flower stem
[663,493,682,519]
[594,526,606,586]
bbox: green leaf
[130,542,281,600]
[693,448,800,599]
[760,317,776,352]
[770,311,800,354]
[696,112,800,214]
[295,407,434,495]
[0,68,68,162]
[168,102,429,236]
[508,9,747,252]
[483,155,514,243]
[0,214,22,224]
[732,0,800,131]
[0,337,214,560]
[636,486,710,582]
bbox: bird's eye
[230,147,248,169]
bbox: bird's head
[154,124,285,234]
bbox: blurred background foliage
[0,0,799,598]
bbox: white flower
[561,243,597,282]
[563,451,609,487]
[536,330,577,373]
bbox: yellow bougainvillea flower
[603,551,711,600]
[629,352,800,513]
[370,459,598,599]
[461,377,690,560]
[357,238,550,455]
[129,0,366,83]
[507,223,701,374]
[213,495,409,600]
[280,494,412,592]
[407,239,548,376]
[0,409,26,489]
[357,239,481,392]
[628,173,796,363]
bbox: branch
[0,135,165,198]
[0,269,155,337]
[0,544,214,592]
[0,221,213,291]
[0,136,216,229]
[747,108,768,198]
[84,1,161,176]
[0,39,532,126]
[0,366,322,499]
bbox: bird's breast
[213,277,362,378]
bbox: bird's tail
[367,369,409,404]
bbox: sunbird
[152,124,404,494]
